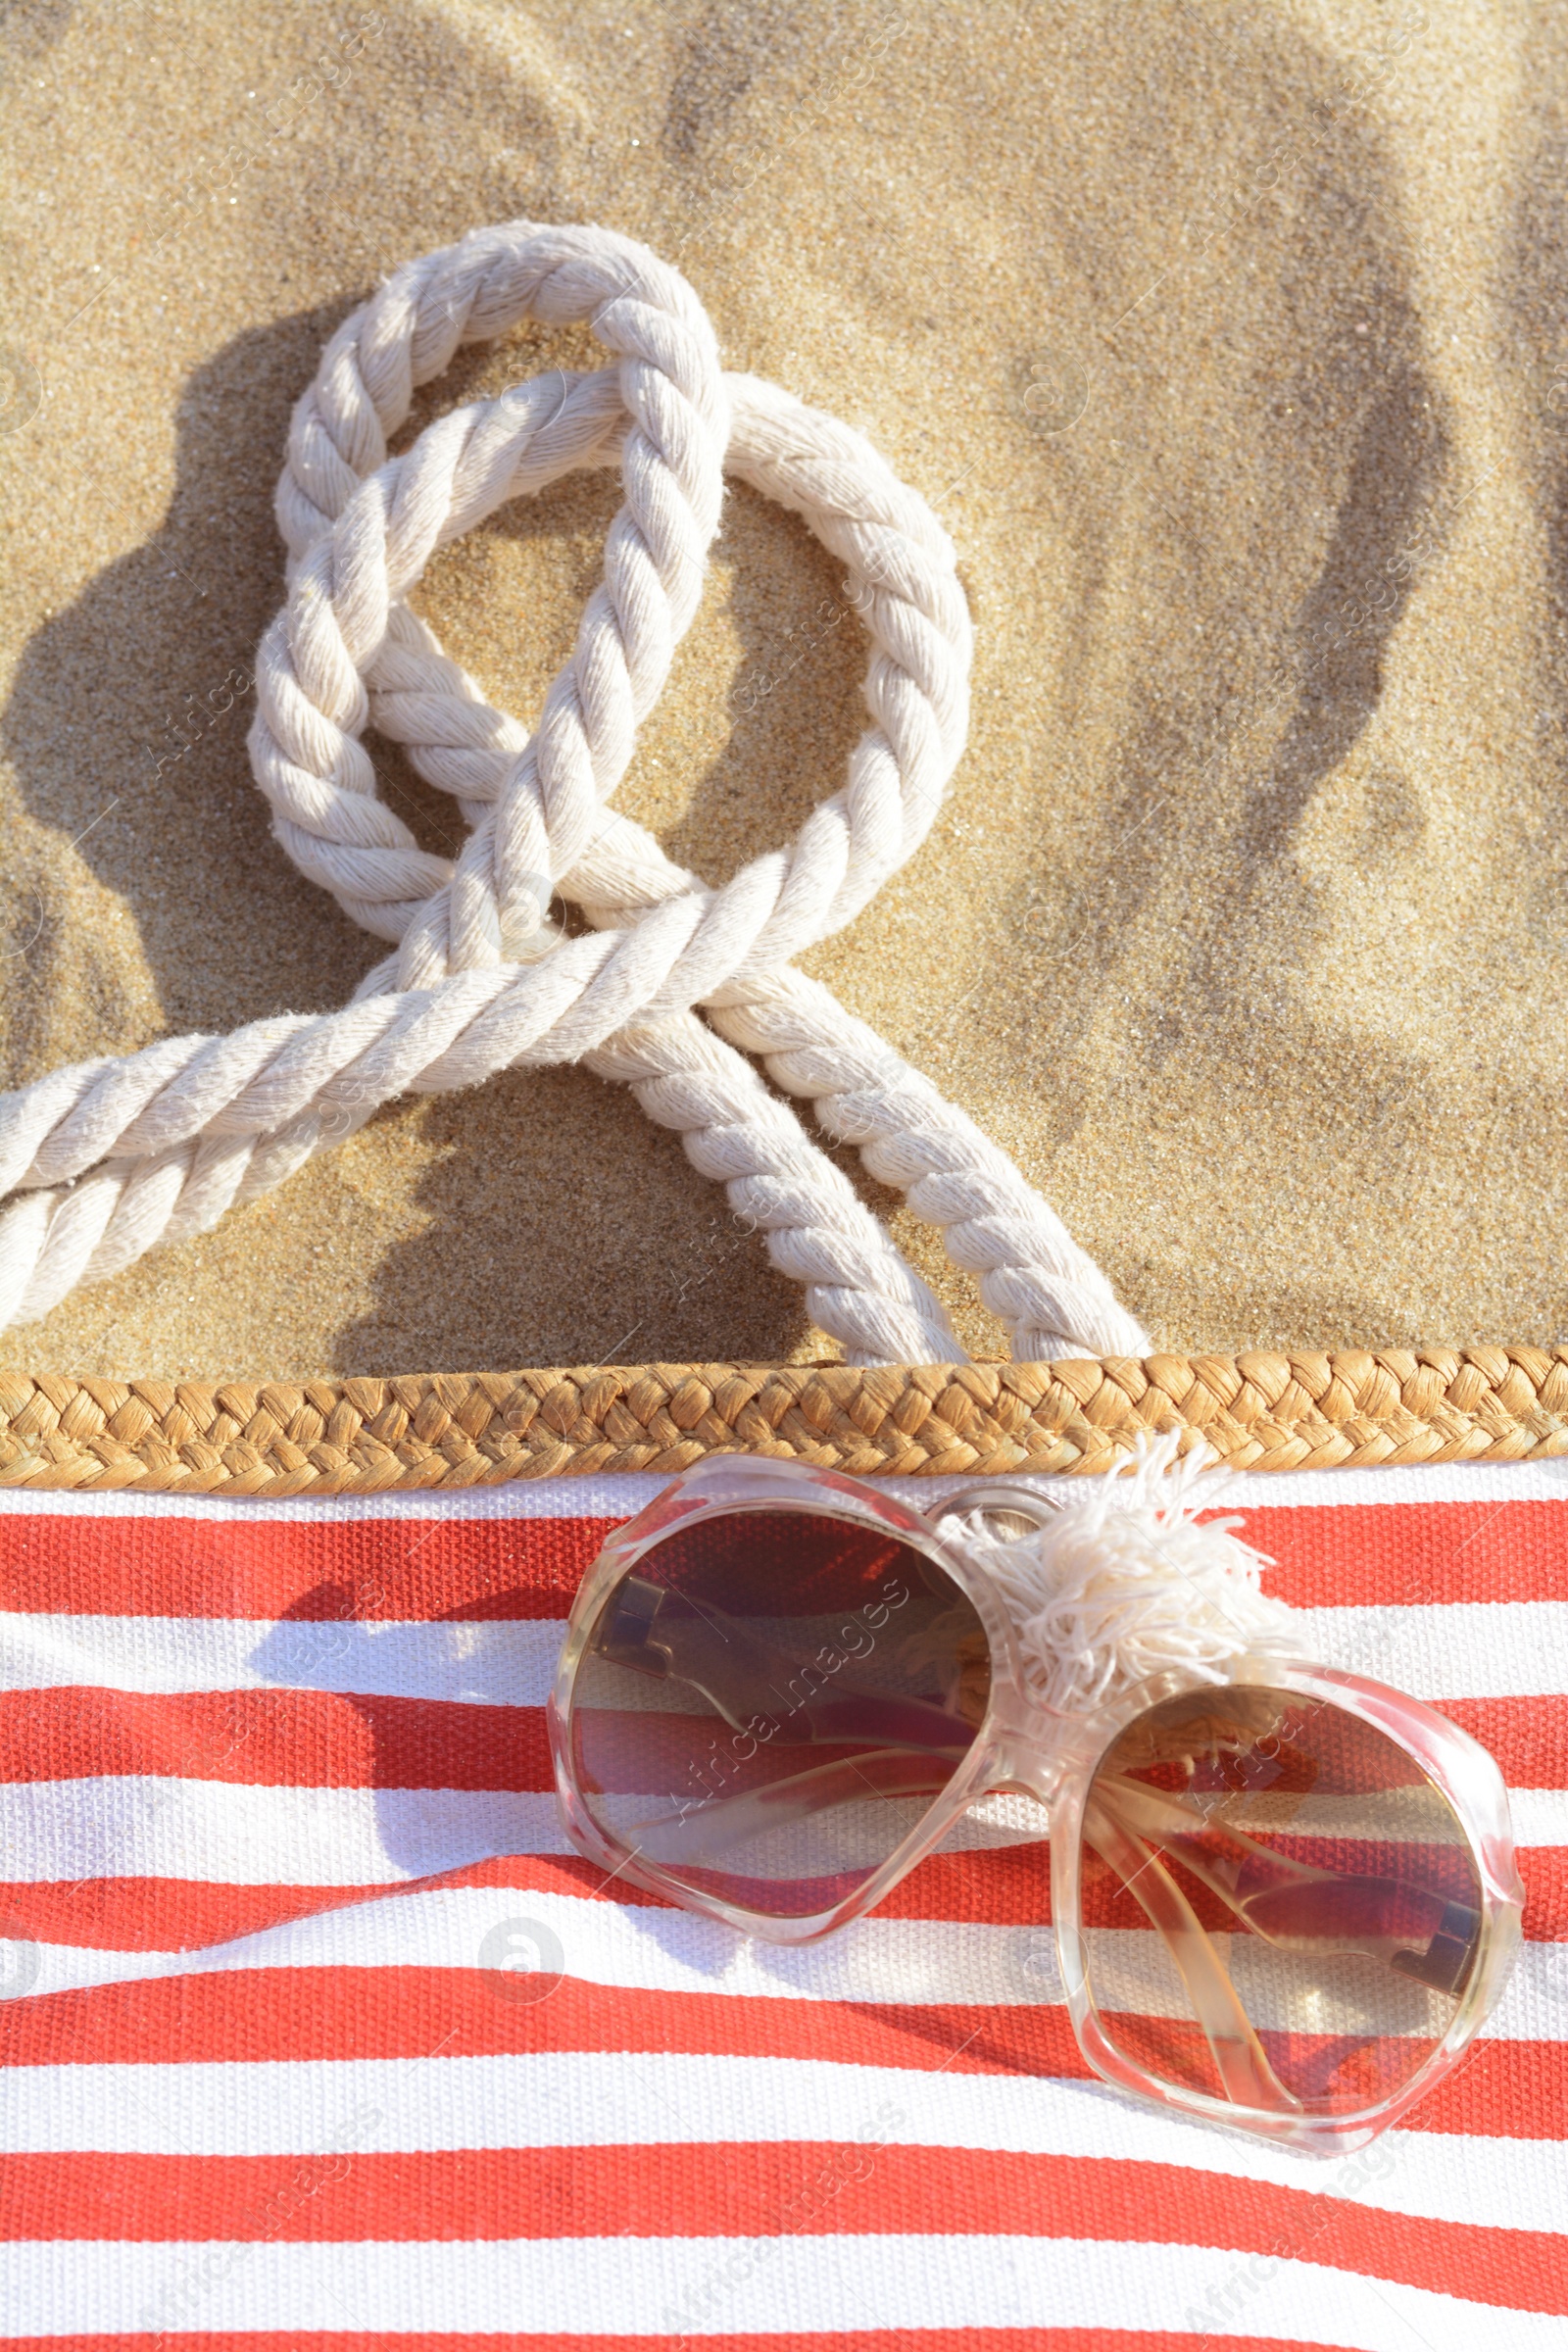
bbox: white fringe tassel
[956,1432,1299,1717]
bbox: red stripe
[0,1687,551,1791]
[1,1963,1559,2139]
[0,1515,607,1620]
[0,1875,439,1949]
[891,1841,1568,1937]
[4,2145,1559,2311]
[1235,1497,1568,1607]
[0,1858,679,1950]
[5,1680,1561,1811]
[2,1493,1564,1620]
[1432,1694,1568,1788]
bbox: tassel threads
[949,1430,1298,1718]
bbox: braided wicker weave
[0,1347,1563,1494]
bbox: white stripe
[17,1885,1568,2041]
[0,1454,1562,1523]
[15,1774,1556,1893]
[1293,1602,1568,1698]
[0,2049,1561,2232]
[1503,1787,1568,1841]
[0,1475,669,1524]
[7,1600,1566,1705]
[0,1781,1060,1886]
[1227,1456,1568,1511]
[0,1613,560,1700]
[0,2229,1552,2344]
[597,1782,1568,1850]
[7,1740,1560,1888]
[0,1777,569,1885]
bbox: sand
[1,0,1566,1382]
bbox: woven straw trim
[0,1346,1563,1494]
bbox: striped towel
[0,1459,1563,2349]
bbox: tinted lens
[568,1508,988,1920]
[1082,1686,1484,2116]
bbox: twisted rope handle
[0,220,1147,1362]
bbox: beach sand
[1,0,1566,1381]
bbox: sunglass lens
[1082,1686,1484,2116]
[568,1509,988,1920]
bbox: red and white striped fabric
[0,1458,1563,2350]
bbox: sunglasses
[547,1455,1524,2153]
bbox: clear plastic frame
[548,1454,1525,2154]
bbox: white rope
[0,220,1148,1364]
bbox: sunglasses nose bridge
[928,1481,1063,1544]
[979,1678,1080,1811]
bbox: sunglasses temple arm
[1099,1770,1443,1932]
[1095,1775,1483,2000]
[1083,1795,1302,2115]
[1097,1773,1329,1906]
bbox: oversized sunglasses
[547,1455,1524,2154]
